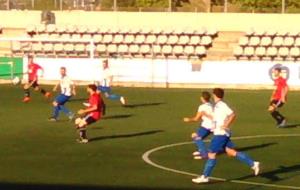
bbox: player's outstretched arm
[52,82,59,92]
[183,111,203,122]
[281,86,288,103]
[72,83,76,96]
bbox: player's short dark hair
[213,88,224,99]
[88,84,97,92]
[60,66,66,70]
[28,55,33,59]
[201,91,211,102]
[274,67,281,72]
[103,59,108,63]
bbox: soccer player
[268,67,288,127]
[23,55,51,102]
[183,91,213,159]
[192,88,260,184]
[75,84,104,143]
[48,67,75,121]
[96,59,126,105]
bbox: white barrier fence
[25,58,300,89]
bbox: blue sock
[53,106,60,119]
[203,159,216,177]
[236,152,254,167]
[59,105,72,116]
[108,94,121,100]
[193,137,208,157]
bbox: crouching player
[75,84,105,144]
[183,91,213,159]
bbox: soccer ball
[12,76,21,85]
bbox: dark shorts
[270,99,284,108]
[29,80,38,88]
[55,94,71,105]
[196,127,212,139]
[208,135,235,153]
[98,86,111,93]
[83,115,97,125]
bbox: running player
[183,91,213,159]
[96,59,126,105]
[23,55,51,102]
[192,88,260,184]
[48,67,75,121]
[268,67,288,127]
[75,84,104,143]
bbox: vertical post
[54,0,57,9]
[113,0,117,11]
[90,40,94,59]
[6,0,9,10]
[282,0,285,13]
[168,0,172,12]
[31,0,34,9]
[224,0,228,12]
[60,0,62,10]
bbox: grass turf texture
[0,84,300,190]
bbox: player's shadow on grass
[89,130,164,142]
[236,142,277,152]
[102,114,133,120]
[124,102,165,108]
[234,164,300,182]
[279,123,300,128]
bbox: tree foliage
[98,0,300,12]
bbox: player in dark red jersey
[74,84,105,143]
[268,67,288,127]
[23,55,51,102]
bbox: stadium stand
[234,28,300,61]
[4,24,218,59]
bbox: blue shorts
[55,94,71,105]
[98,86,111,93]
[209,135,235,153]
[197,127,211,139]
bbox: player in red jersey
[23,55,51,102]
[74,84,105,143]
[268,67,288,127]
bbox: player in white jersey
[192,88,260,184]
[49,67,76,121]
[183,91,213,159]
[96,59,126,105]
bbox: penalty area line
[142,134,300,190]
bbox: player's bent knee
[226,148,237,157]
[78,120,88,128]
[208,152,216,159]
[268,105,275,112]
[52,101,58,106]
[191,133,199,139]
[75,118,82,125]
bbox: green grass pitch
[1,84,300,190]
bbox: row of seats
[239,36,300,47]
[29,33,213,46]
[234,46,300,60]
[246,28,300,38]
[12,41,206,58]
[27,24,218,37]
